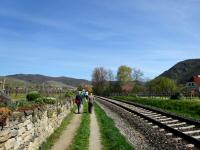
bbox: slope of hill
[158,59,200,84]
[0,77,26,87]
[2,74,90,88]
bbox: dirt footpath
[51,114,82,150]
[89,110,102,150]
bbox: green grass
[95,103,134,150]
[40,107,75,150]
[112,96,200,120]
[69,102,91,150]
[10,93,26,101]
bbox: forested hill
[4,74,90,88]
[157,59,200,84]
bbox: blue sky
[0,0,200,80]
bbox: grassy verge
[112,96,200,120]
[69,102,90,150]
[40,107,75,150]
[95,103,134,150]
[10,93,26,101]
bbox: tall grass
[112,96,200,120]
[95,103,134,150]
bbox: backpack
[75,95,81,104]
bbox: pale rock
[18,123,24,128]
[16,136,23,146]
[0,143,5,149]
[26,124,33,131]
[18,127,26,135]
[4,138,15,150]
[0,129,10,143]
[10,129,18,137]
[23,134,32,142]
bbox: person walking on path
[88,93,94,113]
[85,91,89,100]
[75,91,82,114]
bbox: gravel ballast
[96,98,197,150]
[96,101,154,150]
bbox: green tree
[117,65,133,83]
[147,77,177,96]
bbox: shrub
[26,91,41,101]
[0,107,12,129]
[34,98,45,104]
[16,100,33,110]
[43,97,56,105]
[170,93,184,100]
[0,102,6,108]
[65,91,75,98]
[0,107,12,117]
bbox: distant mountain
[3,74,90,88]
[157,59,200,84]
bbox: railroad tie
[158,118,172,121]
[174,125,195,130]
[192,135,200,139]
[183,130,200,135]
[168,122,186,127]
[161,120,179,124]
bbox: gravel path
[96,101,154,150]
[51,114,82,150]
[89,110,102,150]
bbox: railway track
[96,96,200,148]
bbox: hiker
[88,93,94,113]
[75,91,82,114]
[85,91,89,100]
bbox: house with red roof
[186,75,200,95]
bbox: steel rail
[96,96,200,147]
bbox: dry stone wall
[0,104,72,150]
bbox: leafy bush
[65,91,75,98]
[43,97,56,105]
[0,102,6,108]
[34,98,45,104]
[0,107,12,117]
[26,91,41,101]
[16,100,33,109]
[0,107,12,129]
[170,93,184,100]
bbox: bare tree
[133,68,144,81]
[92,67,108,95]
[107,69,115,81]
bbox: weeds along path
[89,110,102,150]
[51,114,82,150]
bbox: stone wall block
[4,138,15,150]
[0,105,71,150]
[10,129,18,138]
[0,129,11,143]
[18,127,26,136]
